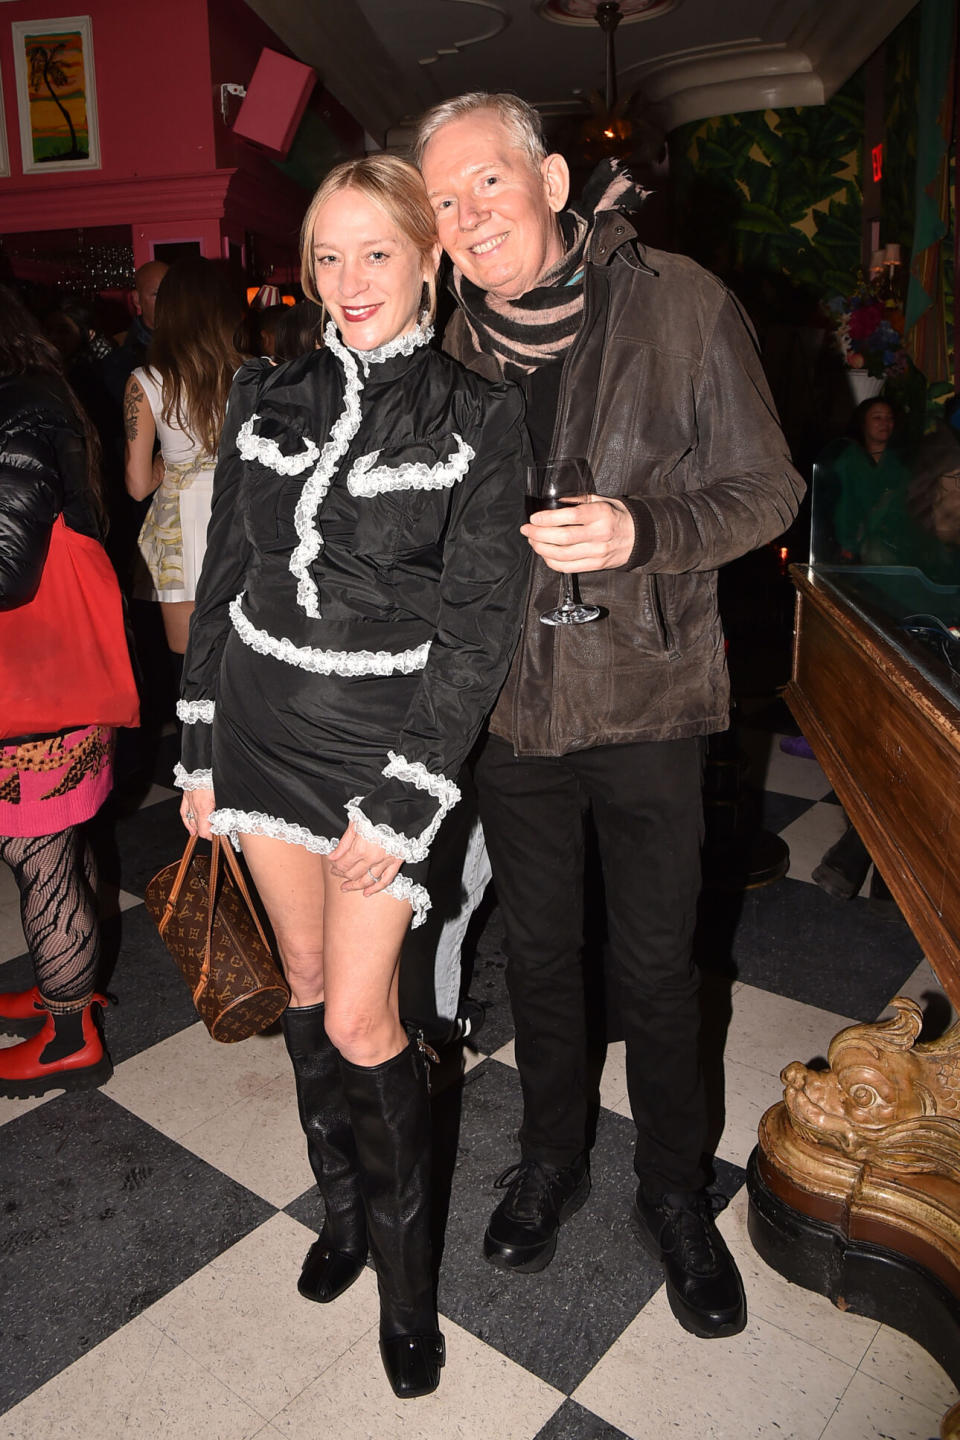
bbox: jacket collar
[585,210,659,275]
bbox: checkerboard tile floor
[1,719,956,1440]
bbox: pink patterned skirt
[0,725,114,838]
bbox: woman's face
[310,188,435,352]
[862,403,894,451]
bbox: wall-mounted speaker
[232,48,317,160]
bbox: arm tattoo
[124,378,143,441]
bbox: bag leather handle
[195,836,273,1001]
[156,834,199,937]
[158,834,274,1002]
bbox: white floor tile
[176,1071,313,1207]
[724,984,855,1081]
[714,1058,789,1168]
[780,801,852,886]
[103,1022,290,1143]
[137,782,178,808]
[573,1284,855,1440]
[271,1314,562,1440]
[0,904,26,964]
[722,1189,879,1368]
[0,864,19,907]
[819,1370,945,1440]
[859,1323,958,1415]
[738,729,833,801]
[0,1311,266,1440]
[895,955,958,1031]
[146,1213,378,1421]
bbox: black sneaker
[634,1187,747,1338]
[483,1155,590,1273]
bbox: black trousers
[475,733,709,1195]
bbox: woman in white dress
[123,257,244,656]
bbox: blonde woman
[123,257,244,655]
[175,157,529,1398]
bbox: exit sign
[872,143,884,182]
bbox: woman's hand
[181,787,216,840]
[329,823,402,896]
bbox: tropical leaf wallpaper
[669,7,922,316]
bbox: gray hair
[412,91,547,171]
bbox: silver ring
[186,811,196,822]
[367,867,379,881]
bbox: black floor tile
[98,904,203,1063]
[0,1090,274,1414]
[533,1399,633,1440]
[436,1059,662,1394]
[706,875,921,1019]
[95,794,187,899]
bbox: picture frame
[0,64,9,178]
[11,15,100,173]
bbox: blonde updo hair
[299,154,439,325]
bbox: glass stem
[561,574,576,612]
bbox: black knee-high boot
[340,1039,445,1399]
[282,1003,367,1303]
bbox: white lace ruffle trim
[237,417,320,476]
[289,329,363,619]
[346,433,475,498]
[208,807,430,927]
[176,699,215,725]
[230,595,431,676]
[344,747,460,865]
[174,763,213,791]
[383,751,461,812]
[338,320,434,377]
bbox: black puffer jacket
[0,373,99,611]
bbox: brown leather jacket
[445,211,805,756]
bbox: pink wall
[0,0,312,273]
[0,0,216,183]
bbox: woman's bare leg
[160,600,195,655]
[320,857,412,1066]
[237,834,327,1005]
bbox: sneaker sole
[483,1172,591,1274]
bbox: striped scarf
[451,158,645,379]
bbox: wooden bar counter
[747,563,960,1439]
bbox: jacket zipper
[650,574,672,653]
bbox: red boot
[0,986,109,1037]
[0,1002,112,1098]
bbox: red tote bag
[0,516,140,740]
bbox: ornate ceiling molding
[418,0,510,66]
[618,0,918,130]
[536,0,678,24]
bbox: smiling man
[415,92,804,1341]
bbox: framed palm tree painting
[12,16,100,173]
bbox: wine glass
[525,459,602,626]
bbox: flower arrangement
[824,287,908,380]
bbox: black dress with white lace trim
[176,324,529,926]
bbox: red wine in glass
[525,459,602,626]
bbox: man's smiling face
[420,111,569,301]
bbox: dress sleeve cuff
[174,763,213,791]
[619,497,657,569]
[177,699,215,724]
[346,752,461,863]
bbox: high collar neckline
[324,320,433,378]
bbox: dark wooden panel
[786,567,960,1006]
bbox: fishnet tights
[0,828,98,1008]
